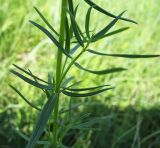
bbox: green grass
[0,0,160,147]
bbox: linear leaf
[13,64,49,84]
[29,20,72,58]
[73,115,114,129]
[65,17,70,53]
[91,27,129,42]
[85,7,92,39]
[27,94,58,148]
[67,81,83,88]
[93,11,125,40]
[74,63,127,75]
[64,84,110,92]
[87,49,160,58]
[10,70,52,90]
[61,76,75,87]
[69,44,80,55]
[84,0,137,24]
[9,85,41,111]
[69,4,79,39]
[68,0,84,47]
[34,7,59,37]
[62,87,113,97]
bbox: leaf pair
[10,69,51,90]
[92,11,126,40]
[62,84,113,97]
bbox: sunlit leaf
[29,20,72,58]
[87,49,160,58]
[74,63,127,75]
[27,94,58,148]
[34,7,59,37]
[84,0,137,24]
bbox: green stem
[60,43,90,83]
[53,0,68,147]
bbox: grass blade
[84,0,137,24]
[9,85,41,111]
[62,87,113,97]
[29,20,72,58]
[34,7,59,37]
[64,84,110,92]
[87,49,160,58]
[85,7,92,39]
[10,70,52,90]
[74,62,127,75]
[27,94,58,148]
[93,11,125,40]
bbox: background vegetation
[0,0,160,147]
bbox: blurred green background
[0,0,160,147]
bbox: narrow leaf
[10,85,41,111]
[27,94,58,148]
[84,0,137,24]
[68,0,84,47]
[65,17,70,53]
[10,70,52,90]
[74,63,127,75]
[93,11,125,40]
[29,20,72,58]
[64,84,110,92]
[61,76,75,87]
[67,80,83,88]
[13,64,49,84]
[69,44,80,55]
[87,49,160,58]
[34,7,59,37]
[69,4,79,39]
[62,87,113,97]
[85,7,92,39]
[91,27,129,42]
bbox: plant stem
[60,42,90,83]
[53,0,68,147]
